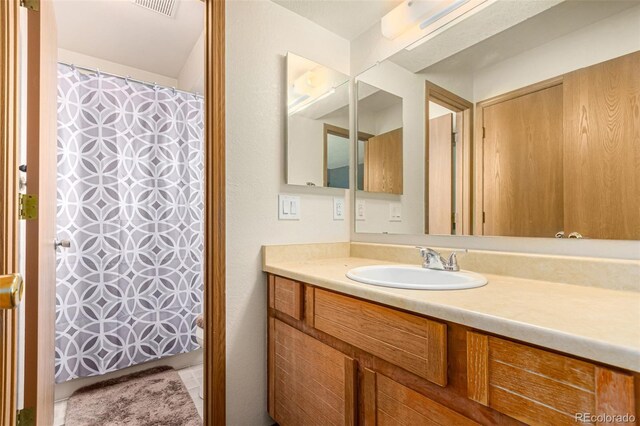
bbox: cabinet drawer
[363,369,478,426]
[467,332,636,425]
[313,289,447,386]
[270,319,356,426]
[269,276,303,320]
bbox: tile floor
[53,364,204,426]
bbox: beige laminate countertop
[264,256,640,372]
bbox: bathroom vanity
[264,243,640,426]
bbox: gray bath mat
[65,366,201,426]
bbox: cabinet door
[269,319,356,426]
[362,369,479,426]
[563,51,640,240]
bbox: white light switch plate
[333,197,345,220]
[356,199,366,221]
[389,202,402,222]
[278,194,300,220]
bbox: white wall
[226,1,350,424]
[177,31,205,93]
[473,4,640,101]
[57,48,178,88]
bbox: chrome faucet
[416,247,464,272]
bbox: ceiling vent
[132,0,178,18]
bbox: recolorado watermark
[575,413,635,423]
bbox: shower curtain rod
[58,61,204,99]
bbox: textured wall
[226,1,350,424]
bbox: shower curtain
[54,64,204,383]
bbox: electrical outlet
[278,194,300,220]
[333,197,345,220]
[389,202,402,222]
[356,199,366,221]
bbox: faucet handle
[447,249,467,272]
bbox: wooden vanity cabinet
[267,274,638,426]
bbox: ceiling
[54,0,204,78]
[273,0,403,40]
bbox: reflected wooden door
[428,113,453,234]
[0,1,20,424]
[23,0,58,424]
[563,51,640,240]
[364,128,403,194]
[482,85,564,237]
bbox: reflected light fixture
[381,0,471,39]
[288,88,336,116]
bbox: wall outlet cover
[278,194,300,220]
[389,202,402,222]
[356,199,366,221]
[333,197,345,220]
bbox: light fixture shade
[381,0,442,39]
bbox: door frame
[3,0,227,424]
[0,1,20,424]
[204,0,226,424]
[424,81,473,235]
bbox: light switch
[278,194,300,220]
[356,199,366,221]
[389,202,402,222]
[333,197,345,220]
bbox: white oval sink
[346,265,487,290]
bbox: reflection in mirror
[354,1,640,240]
[286,52,350,188]
[357,82,403,194]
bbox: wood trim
[0,1,19,424]
[424,80,473,235]
[303,284,314,327]
[24,2,58,423]
[473,76,564,236]
[204,0,226,424]
[267,316,275,419]
[344,357,357,426]
[362,368,377,426]
[467,332,489,405]
[594,367,635,424]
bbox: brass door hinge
[482,211,486,223]
[19,194,38,220]
[482,126,486,138]
[17,407,35,426]
[20,0,39,11]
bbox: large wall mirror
[354,1,640,240]
[286,52,350,188]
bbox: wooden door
[0,1,21,424]
[364,128,403,194]
[482,84,564,237]
[428,113,453,234]
[563,51,640,240]
[23,1,58,424]
[269,319,356,426]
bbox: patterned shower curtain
[55,64,204,383]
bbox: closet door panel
[563,51,640,240]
